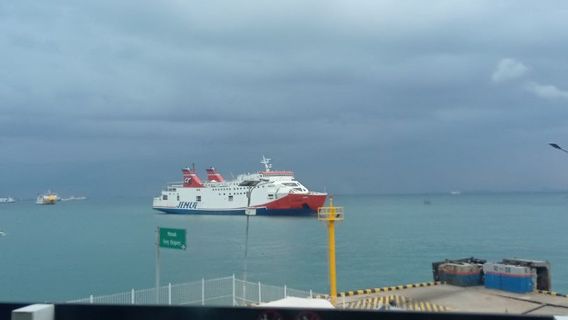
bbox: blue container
[484,272,501,289]
[439,263,482,287]
[501,275,533,293]
[483,263,502,290]
[454,274,482,286]
[500,265,533,293]
[439,273,453,283]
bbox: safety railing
[68,275,320,306]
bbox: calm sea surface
[1,193,567,302]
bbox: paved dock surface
[334,284,568,315]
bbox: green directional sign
[159,227,187,250]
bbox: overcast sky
[2,0,568,197]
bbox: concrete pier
[330,284,568,315]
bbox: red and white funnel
[182,167,204,188]
[206,167,225,182]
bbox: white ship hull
[0,197,16,204]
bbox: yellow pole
[328,198,337,305]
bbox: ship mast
[260,156,272,172]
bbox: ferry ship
[152,157,327,216]
[36,191,59,205]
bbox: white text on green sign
[159,228,187,250]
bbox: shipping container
[501,258,550,291]
[483,263,502,290]
[500,264,533,294]
[438,263,482,287]
[432,257,486,282]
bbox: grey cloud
[491,58,568,102]
[491,58,528,83]
[525,82,568,100]
[3,1,568,196]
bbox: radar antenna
[260,156,272,172]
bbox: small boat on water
[0,197,16,204]
[36,192,59,205]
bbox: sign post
[317,196,344,306]
[156,227,187,303]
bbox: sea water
[0,192,567,302]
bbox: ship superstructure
[36,191,59,205]
[152,157,327,216]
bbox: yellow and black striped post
[318,196,344,305]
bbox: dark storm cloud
[2,0,568,196]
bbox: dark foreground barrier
[2,303,555,320]
[0,303,27,319]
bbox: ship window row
[189,193,274,200]
[217,193,247,196]
[211,186,271,191]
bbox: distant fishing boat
[450,191,461,195]
[36,191,59,205]
[0,197,16,204]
